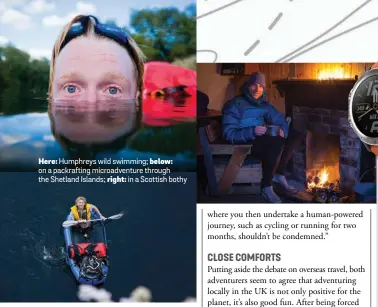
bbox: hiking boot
[273,174,298,193]
[262,186,282,203]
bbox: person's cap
[248,71,265,88]
[240,71,266,93]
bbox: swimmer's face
[52,36,137,104]
[50,36,140,143]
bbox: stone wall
[292,106,361,191]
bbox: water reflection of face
[50,35,140,143]
[51,99,139,143]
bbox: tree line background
[0,4,196,114]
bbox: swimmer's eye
[107,86,120,95]
[64,84,78,94]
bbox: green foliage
[172,55,196,70]
[0,45,50,114]
[129,4,196,62]
[131,34,160,60]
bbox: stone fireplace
[306,132,340,183]
[292,106,359,191]
[273,79,371,192]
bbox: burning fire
[306,167,342,203]
[317,68,347,80]
[307,168,329,189]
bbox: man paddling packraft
[70,196,105,238]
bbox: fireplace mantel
[272,78,357,115]
[272,78,356,86]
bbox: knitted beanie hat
[247,71,265,87]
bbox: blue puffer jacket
[222,79,288,144]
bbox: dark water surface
[0,98,197,302]
[0,172,196,302]
[0,98,196,171]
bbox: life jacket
[68,243,107,262]
[70,204,92,221]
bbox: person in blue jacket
[222,71,295,203]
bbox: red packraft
[68,242,107,261]
[142,61,196,126]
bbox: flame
[317,68,347,80]
[319,169,329,184]
[307,168,329,189]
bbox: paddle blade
[107,212,124,220]
[62,220,79,228]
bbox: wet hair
[48,14,146,104]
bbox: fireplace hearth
[273,78,373,195]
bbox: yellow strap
[86,204,92,220]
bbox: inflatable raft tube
[63,213,109,285]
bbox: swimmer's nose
[85,87,97,105]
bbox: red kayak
[142,62,196,126]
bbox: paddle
[62,212,124,228]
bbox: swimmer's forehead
[63,52,120,62]
[57,37,127,61]
[54,37,134,83]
